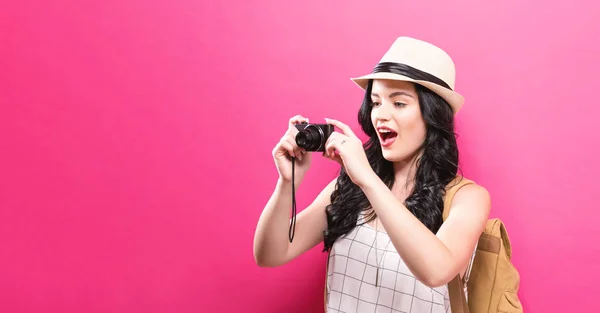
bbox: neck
[392,156,419,194]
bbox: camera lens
[296,133,308,147]
[295,125,324,151]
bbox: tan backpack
[443,177,523,313]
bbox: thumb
[322,151,343,166]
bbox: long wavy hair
[323,79,461,252]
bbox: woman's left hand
[323,118,376,188]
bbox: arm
[318,118,490,287]
[361,175,491,287]
[253,177,337,267]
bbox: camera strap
[289,157,297,242]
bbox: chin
[381,149,400,162]
[381,146,412,163]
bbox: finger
[298,148,307,160]
[322,146,343,165]
[289,115,310,127]
[284,135,302,161]
[287,116,309,136]
[325,118,356,138]
[279,140,296,158]
[284,134,298,149]
[325,139,339,160]
[325,132,348,156]
[331,154,343,166]
[324,131,343,147]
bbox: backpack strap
[448,276,469,313]
[324,251,330,312]
[444,177,477,286]
[443,176,475,313]
[443,176,474,220]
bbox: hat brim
[350,72,464,114]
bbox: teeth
[379,129,392,133]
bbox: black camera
[294,122,334,152]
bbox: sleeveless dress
[325,212,470,313]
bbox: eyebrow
[371,91,414,98]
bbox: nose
[372,102,392,122]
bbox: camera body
[295,122,334,152]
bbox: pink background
[1,0,599,312]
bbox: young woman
[253,37,491,313]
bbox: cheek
[412,120,427,141]
[370,110,379,131]
[400,114,426,145]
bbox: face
[370,79,427,163]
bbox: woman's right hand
[272,115,313,183]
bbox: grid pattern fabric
[325,214,452,313]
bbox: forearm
[253,178,295,266]
[360,175,456,286]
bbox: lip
[376,125,396,132]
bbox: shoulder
[445,177,491,221]
[445,176,489,201]
[454,183,490,207]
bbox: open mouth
[379,130,397,141]
[378,128,398,147]
[379,129,398,140]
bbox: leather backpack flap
[494,220,523,312]
[467,219,502,313]
[468,219,523,313]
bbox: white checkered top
[325,213,458,313]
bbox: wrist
[277,175,303,188]
[357,171,382,190]
[277,176,292,187]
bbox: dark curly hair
[323,76,461,252]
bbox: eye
[394,102,406,107]
[371,101,381,107]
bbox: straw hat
[351,37,465,114]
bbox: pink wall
[1,0,598,312]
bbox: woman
[253,37,490,313]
